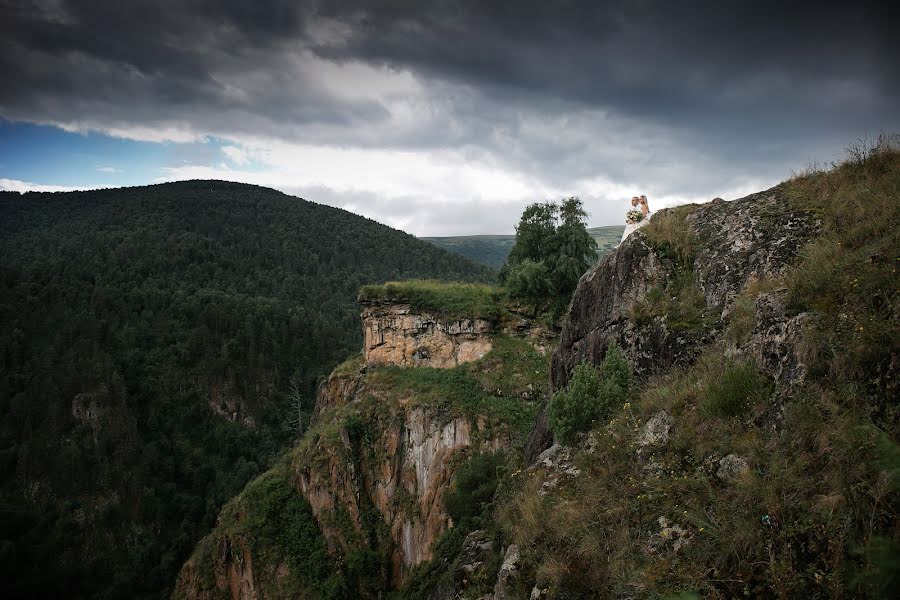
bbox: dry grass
[784,134,899,405]
[642,204,700,269]
[499,330,898,597]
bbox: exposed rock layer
[552,188,820,391]
[362,303,493,368]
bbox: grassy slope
[498,141,900,598]
[423,226,624,269]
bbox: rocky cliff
[174,295,553,599]
[361,302,494,368]
[552,188,820,390]
[503,148,899,598]
[175,145,898,600]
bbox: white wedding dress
[620,211,650,244]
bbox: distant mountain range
[422,225,625,269]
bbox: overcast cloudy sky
[1,1,897,235]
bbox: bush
[504,259,553,309]
[549,346,632,444]
[444,451,506,530]
[699,359,772,417]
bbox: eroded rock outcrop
[552,187,820,391]
[298,403,510,584]
[362,302,494,368]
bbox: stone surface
[492,544,521,600]
[523,404,554,465]
[649,516,692,553]
[298,404,510,585]
[717,453,750,482]
[637,411,674,454]
[362,302,493,368]
[552,187,820,392]
[748,290,810,389]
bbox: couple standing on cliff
[620,195,651,243]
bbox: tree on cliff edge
[500,197,596,315]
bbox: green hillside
[0,180,493,599]
[423,225,624,269]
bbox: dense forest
[0,180,493,599]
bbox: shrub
[549,346,632,444]
[504,258,553,310]
[699,359,772,417]
[444,451,506,530]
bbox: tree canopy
[500,197,597,314]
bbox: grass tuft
[699,359,773,417]
[642,204,700,269]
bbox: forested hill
[0,180,494,599]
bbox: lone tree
[500,197,596,314]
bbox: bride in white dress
[620,195,650,244]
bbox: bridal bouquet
[626,209,644,223]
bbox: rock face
[176,295,553,600]
[747,290,811,389]
[552,187,820,391]
[298,403,510,585]
[362,302,494,368]
[636,411,674,455]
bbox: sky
[1,1,897,235]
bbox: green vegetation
[548,346,632,444]
[421,235,516,269]
[630,269,714,332]
[783,134,899,406]
[641,204,700,269]
[0,180,492,599]
[445,451,507,530]
[358,279,505,320]
[632,204,718,332]
[498,139,900,598]
[501,197,598,314]
[700,359,773,417]
[365,340,544,442]
[502,340,900,597]
[178,460,345,600]
[422,226,623,270]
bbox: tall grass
[700,360,773,417]
[784,133,899,404]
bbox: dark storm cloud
[3,0,896,133]
[1,0,898,232]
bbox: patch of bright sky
[0,119,266,189]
